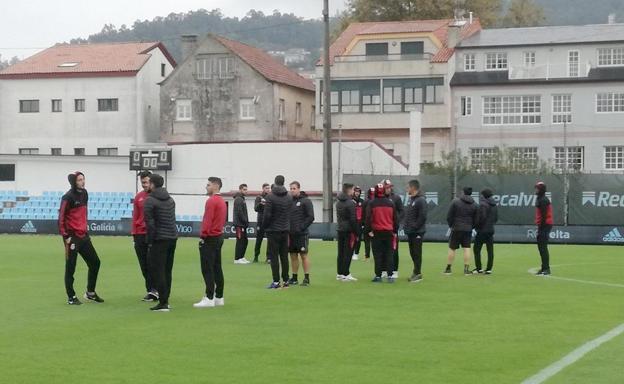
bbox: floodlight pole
[563,120,569,226]
[322,0,334,223]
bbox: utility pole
[322,0,334,223]
[563,120,569,226]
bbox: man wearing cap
[534,182,553,276]
[445,187,478,275]
[365,184,399,282]
[59,171,103,305]
[383,180,403,279]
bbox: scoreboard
[129,149,173,171]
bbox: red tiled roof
[320,19,482,65]
[214,35,315,92]
[0,42,176,79]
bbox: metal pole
[453,124,458,198]
[563,120,569,226]
[322,0,334,223]
[337,124,342,189]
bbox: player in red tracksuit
[194,177,228,308]
[351,186,364,261]
[59,171,103,305]
[132,170,158,302]
[365,184,399,283]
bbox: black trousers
[267,231,289,282]
[392,234,399,272]
[235,227,248,260]
[199,236,225,300]
[337,231,355,276]
[64,235,100,297]
[407,233,423,275]
[372,232,394,277]
[364,233,372,258]
[353,227,362,255]
[133,234,152,292]
[149,239,177,305]
[254,226,265,259]
[474,232,494,271]
[537,225,552,271]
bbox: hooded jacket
[263,185,293,232]
[447,194,478,232]
[403,192,427,236]
[131,190,149,235]
[475,196,498,234]
[59,171,88,239]
[290,191,315,235]
[254,192,268,228]
[336,192,359,233]
[535,194,553,227]
[233,192,249,228]
[365,195,398,234]
[144,187,177,244]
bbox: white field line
[527,266,624,289]
[521,323,624,384]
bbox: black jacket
[446,194,478,232]
[233,192,249,228]
[475,196,498,234]
[390,193,405,225]
[336,192,359,234]
[403,193,427,236]
[263,185,293,232]
[290,191,314,235]
[144,187,177,243]
[254,193,268,228]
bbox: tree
[501,0,545,27]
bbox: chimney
[469,12,474,24]
[608,13,616,24]
[447,25,461,49]
[181,35,199,60]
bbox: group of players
[58,171,554,312]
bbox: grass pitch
[0,235,622,383]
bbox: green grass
[0,235,622,384]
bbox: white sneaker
[344,274,358,281]
[391,271,399,279]
[352,254,359,260]
[336,274,345,281]
[381,271,388,278]
[214,297,224,306]
[193,297,215,308]
[234,258,250,264]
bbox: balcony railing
[508,62,592,80]
[334,53,433,63]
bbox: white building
[0,42,176,156]
[451,23,624,173]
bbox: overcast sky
[0,0,347,61]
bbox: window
[404,87,423,111]
[98,98,118,112]
[597,47,624,67]
[485,52,508,70]
[461,96,472,116]
[19,148,39,155]
[510,147,538,170]
[421,143,435,163]
[361,89,381,112]
[552,94,572,123]
[470,148,499,173]
[51,99,62,112]
[295,102,302,124]
[175,99,192,121]
[605,146,624,170]
[161,63,166,77]
[383,86,403,112]
[554,146,584,171]
[196,58,212,79]
[464,53,476,71]
[97,148,118,156]
[482,95,541,125]
[278,99,285,121]
[19,100,39,113]
[365,43,388,57]
[0,164,16,181]
[341,90,360,113]
[568,51,580,77]
[425,85,444,104]
[311,106,316,129]
[74,99,85,112]
[523,51,536,67]
[51,148,62,156]
[218,57,234,79]
[239,98,255,120]
[596,92,624,113]
[401,41,424,56]
[74,148,85,156]
[322,91,340,113]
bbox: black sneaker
[484,270,493,275]
[282,281,290,288]
[301,278,310,286]
[443,266,452,275]
[267,282,281,289]
[471,268,484,275]
[464,266,471,276]
[142,292,158,302]
[84,292,104,303]
[535,269,545,276]
[150,303,170,312]
[408,274,423,283]
[541,269,551,276]
[288,278,299,286]
[371,276,383,283]
[252,258,259,263]
[67,296,82,305]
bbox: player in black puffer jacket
[336,183,359,281]
[263,175,294,288]
[444,187,478,276]
[287,183,315,286]
[473,188,498,274]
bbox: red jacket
[59,189,88,239]
[200,194,227,238]
[364,197,398,233]
[132,190,149,235]
[535,195,554,226]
